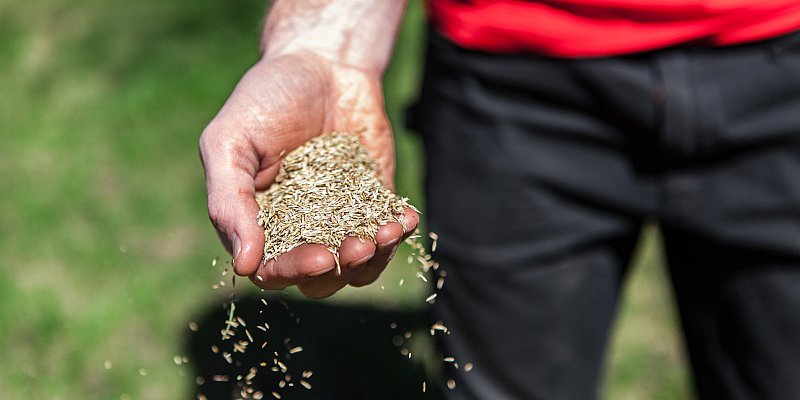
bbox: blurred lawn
[1,0,691,398]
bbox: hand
[199,51,419,298]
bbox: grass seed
[256,132,416,263]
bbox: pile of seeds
[256,132,416,264]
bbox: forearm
[261,0,406,75]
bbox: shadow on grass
[187,293,442,400]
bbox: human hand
[199,52,418,298]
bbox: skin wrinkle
[230,143,258,180]
[202,116,258,179]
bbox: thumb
[200,126,265,276]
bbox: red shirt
[428,0,800,57]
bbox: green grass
[1,0,690,398]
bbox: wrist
[260,0,406,75]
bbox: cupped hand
[199,51,418,298]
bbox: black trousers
[411,29,800,400]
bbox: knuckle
[198,125,218,156]
[207,204,226,229]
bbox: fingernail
[347,254,373,269]
[376,237,399,254]
[233,235,242,258]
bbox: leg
[663,228,800,400]
[431,235,638,400]
[655,30,800,400]
[413,30,657,400]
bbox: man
[200,0,800,398]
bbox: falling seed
[211,345,219,354]
[443,357,455,362]
[300,379,312,389]
[233,341,249,353]
[212,258,218,267]
[261,298,269,306]
[426,293,438,303]
[189,322,199,331]
[104,360,113,370]
[464,363,473,372]
[447,379,456,390]
[437,277,445,290]
[416,272,428,282]
[423,381,427,393]
[289,346,303,354]
[174,355,183,365]
[399,279,404,286]
[271,392,281,399]
[246,329,254,343]
[138,368,147,376]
